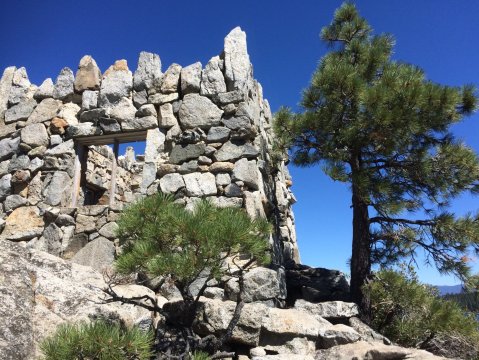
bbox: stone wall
[0,27,299,271]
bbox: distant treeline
[443,292,479,313]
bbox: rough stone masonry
[0,27,299,273]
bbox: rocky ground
[0,240,448,359]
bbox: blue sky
[1,0,478,285]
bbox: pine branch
[369,216,436,226]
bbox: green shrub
[364,268,479,358]
[40,320,153,360]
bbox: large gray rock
[286,265,350,303]
[39,223,64,256]
[232,158,260,190]
[0,173,12,200]
[159,173,185,194]
[0,67,15,119]
[225,267,280,303]
[98,118,120,133]
[71,237,115,271]
[207,126,230,142]
[122,116,157,131]
[133,51,162,91]
[193,298,269,347]
[0,137,20,161]
[224,27,251,92]
[222,100,258,139]
[74,55,102,92]
[57,102,80,126]
[8,154,30,172]
[169,143,206,164]
[200,56,227,96]
[260,337,317,358]
[225,183,243,197]
[27,98,62,124]
[180,62,202,94]
[43,171,71,206]
[294,300,359,321]
[98,222,119,239]
[261,308,324,343]
[75,214,96,234]
[8,67,31,105]
[4,98,37,124]
[0,240,152,359]
[137,103,157,118]
[213,90,245,106]
[160,63,182,93]
[348,317,390,345]
[45,139,75,157]
[315,341,447,360]
[99,60,133,106]
[148,92,179,105]
[141,162,157,192]
[209,161,235,173]
[67,122,101,137]
[178,94,223,129]
[0,206,45,241]
[53,67,75,100]
[317,324,361,349]
[216,172,231,186]
[0,122,16,141]
[21,123,49,148]
[81,90,98,110]
[183,172,217,196]
[3,194,27,212]
[214,141,259,162]
[210,196,244,208]
[0,161,9,177]
[144,128,165,162]
[158,103,178,128]
[34,78,54,100]
[107,97,136,123]
[133,89,148,106]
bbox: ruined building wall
[0,27,299,270]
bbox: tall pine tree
[274,2,479,317]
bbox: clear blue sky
[2,0,478,285]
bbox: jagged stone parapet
[0,27,299,275]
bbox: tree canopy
[274,2,479,315]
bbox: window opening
[72,133,147,207]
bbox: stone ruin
[0,26,299,271]
[0,27,448,360]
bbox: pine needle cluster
[40,320,154,360]
[115,193,271,298]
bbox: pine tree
[274,2,479,317]
[111,193,271,356]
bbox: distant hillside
[436,284,463,296]
[443,291,479,313]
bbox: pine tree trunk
[350,166,372,322]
